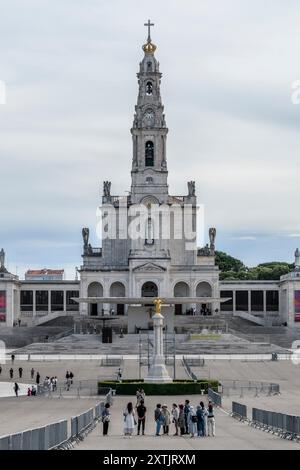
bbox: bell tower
[130,20,169,204]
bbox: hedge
[98,380,219,396]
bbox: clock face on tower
[143,109,155,127]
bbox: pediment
[133,262,166,272]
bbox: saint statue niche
[145,217,154,245]
[145,141,154,166]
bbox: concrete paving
[77,395,298,450]
[0,396,100,436]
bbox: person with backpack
[178,404,185,436]
[136,399,147,435]
[171,403,179,436]
[154,404,164,436]
[187,405,197,437]
[184,399,190,434]
[207,402,215,437]
[196,402,207,437]
[161,405,171,435]
[101,403,111,436]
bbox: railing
[221,380,280,397]
[252,408,300,440]
[0,388,114,450]
[232,402,247,420]
[182,357,198,381]
[208,388,222,407]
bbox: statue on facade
[295,248,300,270]
[209,227,217,253]
[187,181,196,197]
[103,181,111,198]
[0,248,5,269]
[198,244,211,256]
[82,228,89,248]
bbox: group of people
[154,400,215,438]
[101,393,216,438]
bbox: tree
[215,251,244,273]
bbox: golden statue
[153,298,163,314]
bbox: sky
[0,0,299,278]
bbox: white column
[263,290,267,314]
[48,290,51,314]
[63,290,67,313]
[233,290,236,313]
[32,290,36,317]
[248,290,251,313]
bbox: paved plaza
[77,394,298,450]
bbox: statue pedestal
[144,311,172,383]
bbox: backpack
[191,415,198,423]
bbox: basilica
[1,24,300,330]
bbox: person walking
[171,403,179,436]
[14,382,20,397]
[136,399,147,435]
[30,367,34,380]
[207,402,215,437]
[123,402,136,437]
[36,372,40,385]
[69,371,74,384]
[66,371,70,381]
[154,404,164,436]
[31,385,36,396]
[184,399,190,434]
[9,368,13,379]
[18,367,23,379]
[11,354,15,364]
[196,403,207,437]
[161,405,171,435]
[178,404,185,436]
[187,405,197,437]
[101,403,111,436]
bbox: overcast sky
[0,0,299,278]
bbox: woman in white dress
[123,402,136,437]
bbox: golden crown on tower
[142,41,157,54]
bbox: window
[51,290,64,312]
[251,291,263,311]
[266,291,279,312]
[236,291,249,311]
[66,290,79,311]
[146,81,153,95]
[21,290,33,311]
[220,291,233,312]
[147,61,152,71]
[36,290,48,312]
[146,176,153,184]
[145,141,154,166]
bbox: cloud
[0,0,299,274]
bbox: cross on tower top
[144,19,154,42]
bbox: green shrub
[98,380,219,396]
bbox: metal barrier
[221,380,280,397]
[0,420,68,450]
[0,389,113,450]
[208,388,222,407]
[252,407,300,440]
[232,402,247,420]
